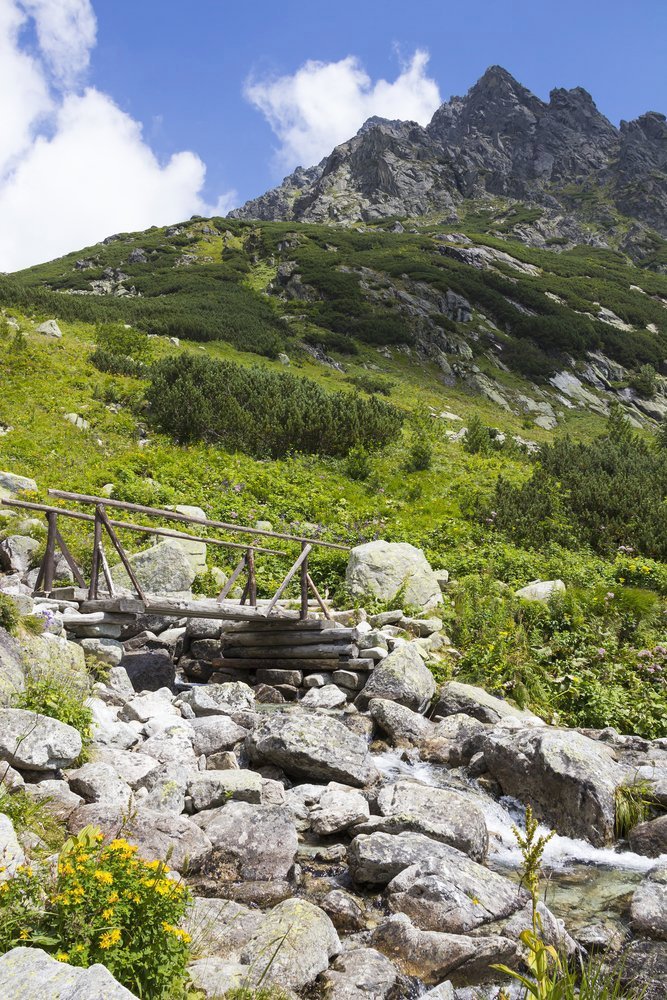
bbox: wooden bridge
[1,489,351,624]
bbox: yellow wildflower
[55,952,70,963]
[19,929,30,940]
[108,891,119,904]
[93,870,113,885]
[99,928,122,949]
[102,908,115,920]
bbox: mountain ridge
[230,65,667,252]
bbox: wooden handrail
[48,489,350,551]
[1,499,285,557]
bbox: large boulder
[119,649,175,692]
[348,830,470,885]
[20,633,87,685]
[371,913,515,986]
[246,711,379,787]
[67,762,133,807]
[0,708,82,770]
[0,536,39,574]
[0,627,24,704]
[623,940,667,1000]
[166,504,207,573]
[369,698,435,746]
[631,866,667,940]
[241,899,341,990]
[0,947,137,998]
[357,645,436,713]
[629,815,667,858]
[0,814,25,879]
[346,540,442,609]
[515,579,565,603]
[0,472,37,500]
[481,727,622,846]
[193,801,297,900]
[111,539,196,596]
[36,319,63,338]
[434,680,544,726]
[320,948,399,1000]
[373,780,488,860]
[182,897,264,959]
[310,785,370,835]
[67,803,211,873]
[387,858,526,934]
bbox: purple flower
[638,649,652,659]
[596,648,606,658]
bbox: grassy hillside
[1,213,666,737]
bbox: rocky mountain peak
[230,66,667,239]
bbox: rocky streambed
[1,622,666,999]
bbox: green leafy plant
[464,413,492,456]
[14,674,93,763]
[0,825,192,998]
[345,445,372,481]
[405,439,433,472]
[614,778,658,838]
[0,593,21,634]
[0,782,67,852]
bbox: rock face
[369,698,435,745]
[346,540,442,609]
[0,535,39,574]
[348,830,470,885]
[357,645,436,713]
[515,579,566,602]
[230,66,667,240]
[0,946,137,998]
[481,727,622,845]
[0,708,82,770]
[246,712,379,787]
[111,539,196,596]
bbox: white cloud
[245,49,441,170]
[0,0,235,272]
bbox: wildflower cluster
[0,825,191,997]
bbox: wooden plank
[223,642,359,659]
[300,542,309,621]
[221,629,354,648]
[79,597,146,614]
[144,599,300,622]
[247,547,257,607]
[47,490,350,551]
[265,544,312,617]
[216,657,364,672]
[98,542,117,597]
[220,619,329,634]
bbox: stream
[373,748,666,942]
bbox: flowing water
[373,748,667,936]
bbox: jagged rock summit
[231,65,667,235]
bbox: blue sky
[1,0,666,270]
[91,0,667,207]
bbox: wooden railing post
[247,547,257,607]
[88,507,102,599]
[300,542,309,620]
[34,510,58,594]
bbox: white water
[373,748,666,874]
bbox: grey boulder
[369,697,435,745]
[629,815,667,858]
[346,540,442,609]
[374,780,488,860]
[0,947,137,998]
[241,898,341,990]
[481,726,622,845]
[387,858,526,933]
[246,711,379,787]
[320,948,398,1000]
[0,708,82,770]
[0,536,39,574]
[371,913,515,985]
[348,830,471,885]
[357,644,435,713]
[68,803,211,872]
[112,539,195,596]
[194,801,297,883]
[631,866,667,940]
[434,681,544,726]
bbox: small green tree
[464,413,491,455]
[606,401,634,446]
[405,439,433,472]
[630,363,658,399]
